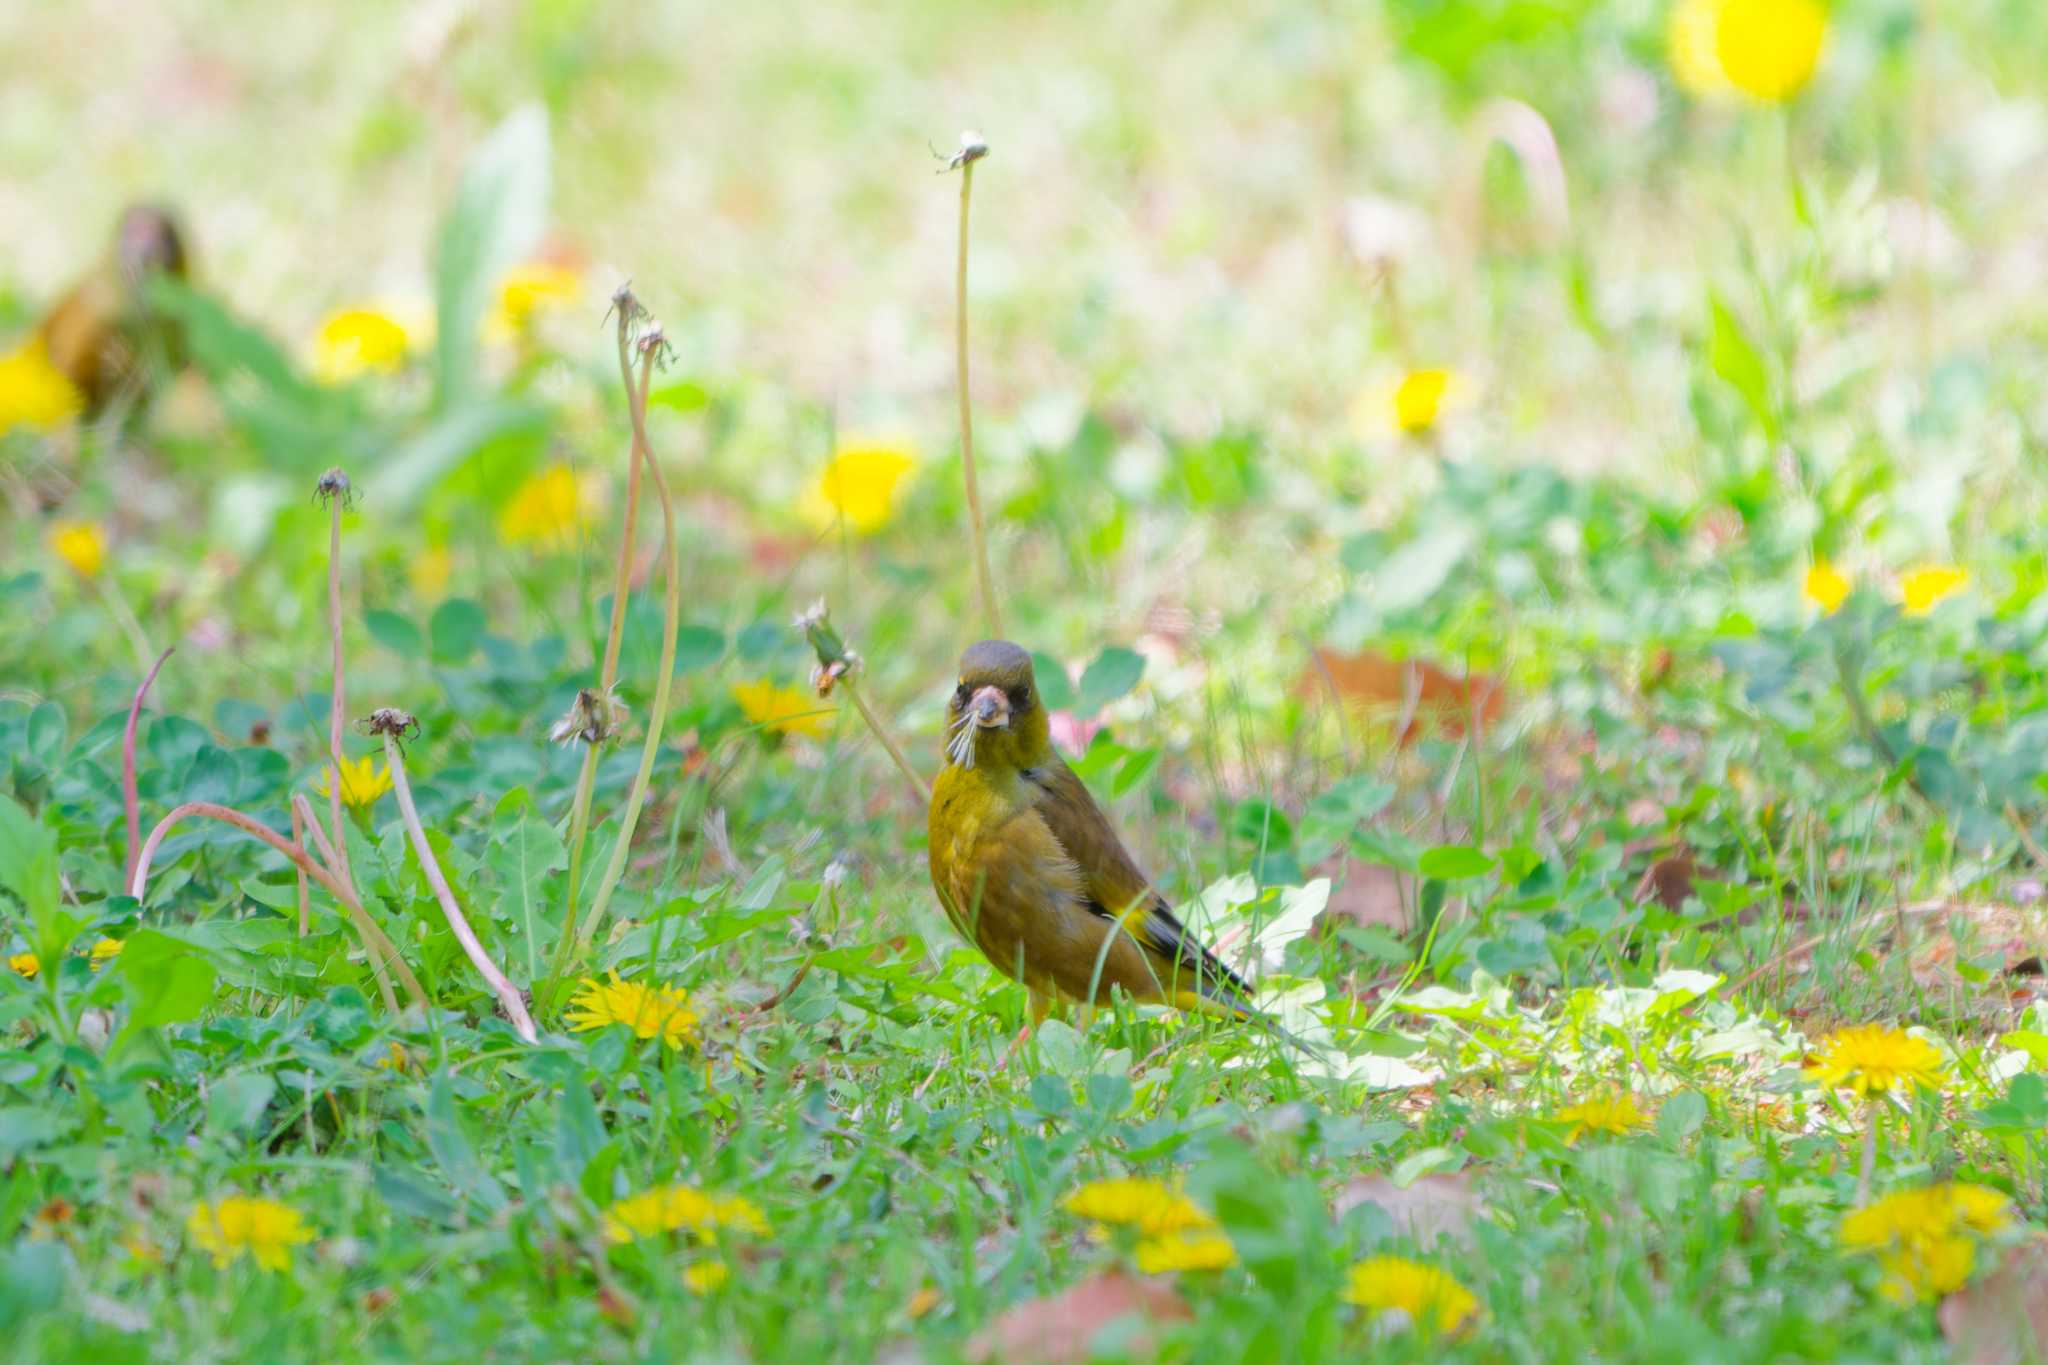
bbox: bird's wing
[1025,761,1257,1009]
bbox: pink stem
[325,496,354,890]
[131,800,422,1011]
[121,647,173,889]
[381,735,538,1043]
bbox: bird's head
[115,204,188,286]
[945,640,1052,772]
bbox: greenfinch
[927,640,1258,1023]
[36,203,188,414]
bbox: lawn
[4,1,2048,1359]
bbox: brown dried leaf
[969,1270,1191,1364]
[1324,859,1413,932]
[1300,649,1504,747]
[1334,1170,1484,1250]
[1939,1234,2048,1365]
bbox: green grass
[5,1,2048,1359]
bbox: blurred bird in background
[927,640,1261,1049]
[33,202,190,417]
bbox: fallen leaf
[1324,859,1413,931]
[969,1270,1191,1364]
[1333,1170,1484,1250]
[1300,649,1504,746]
[1939,1234,2048,1364]
[1633,850,1699,911]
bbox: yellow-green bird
[927,640,1258,1029]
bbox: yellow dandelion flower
[1392,368,1455,435]
[376,1041,410,1072]
[186,1195,315,1272]
[1062,1177,1216,1239]
[567,973,700,1050]
[1803,560,1850,615]
[1341,1255,1480,1336]
[683,1260,730,1294]
[8,952,38,979]
[731,679,832,740]
[1715,0,1827,103]
[486,261,583,343]
[1840,1183,2009,1302]
[1946,1183,2013,1236]
[312,307,411,384]
[1668,0,1735,98]
[1899,563,1968,615]
[1553,1091,1649,1142]
[1876,1234,1975,1303]
[48,521,107,580]
[1134,1231,1237,1274]
[601,1183,768,1244]
[0,339,85,435]
[318,755,393,810]
[1804,1024,1946,1098]
[804,443,916,534]
[89,938,123,970]
[499,463,602,551]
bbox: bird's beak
[967,685,1011,729]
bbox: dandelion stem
[121,646,173,889]
[324,487,356,892]
[843,678,930,804]
[562,301,648,935]
[575,341,679,961]
[131,800,422,1013]
[954,150,1001,637]
[382,733,538,1043]
[290,793,405,1014]
[1857,1104,1878,1205]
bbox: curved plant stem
[955,156,1001,636]
[122,646,173,889]
[575,343,678,961]
[382,734,537,1043]
[562,306,649,934]
[287,791,401,1011]
[131,800,422,1013]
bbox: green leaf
[366,609,424,658]
[1418,845,1495,880]
[1075,646,1145,717]
[673,624,725,674]
[1708,293,1775,438]
[425,1074,508,1211]
[1657,1090,1708,1142]
[430,598,488,664]
[367,400,551,509]
[206,1072,278,1138]
[433,105,550,412]
[117,929,219,1032]
[0,798,57,927]
[1029,652,1073,711]
[182,746,240,806]
[24,703,65,767]
[0,1107,76,1164]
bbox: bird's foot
[998,1020,1035,1068]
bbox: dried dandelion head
[551,687,629,748]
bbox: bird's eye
[953,684,969,705]
[1013,685,1031,708]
